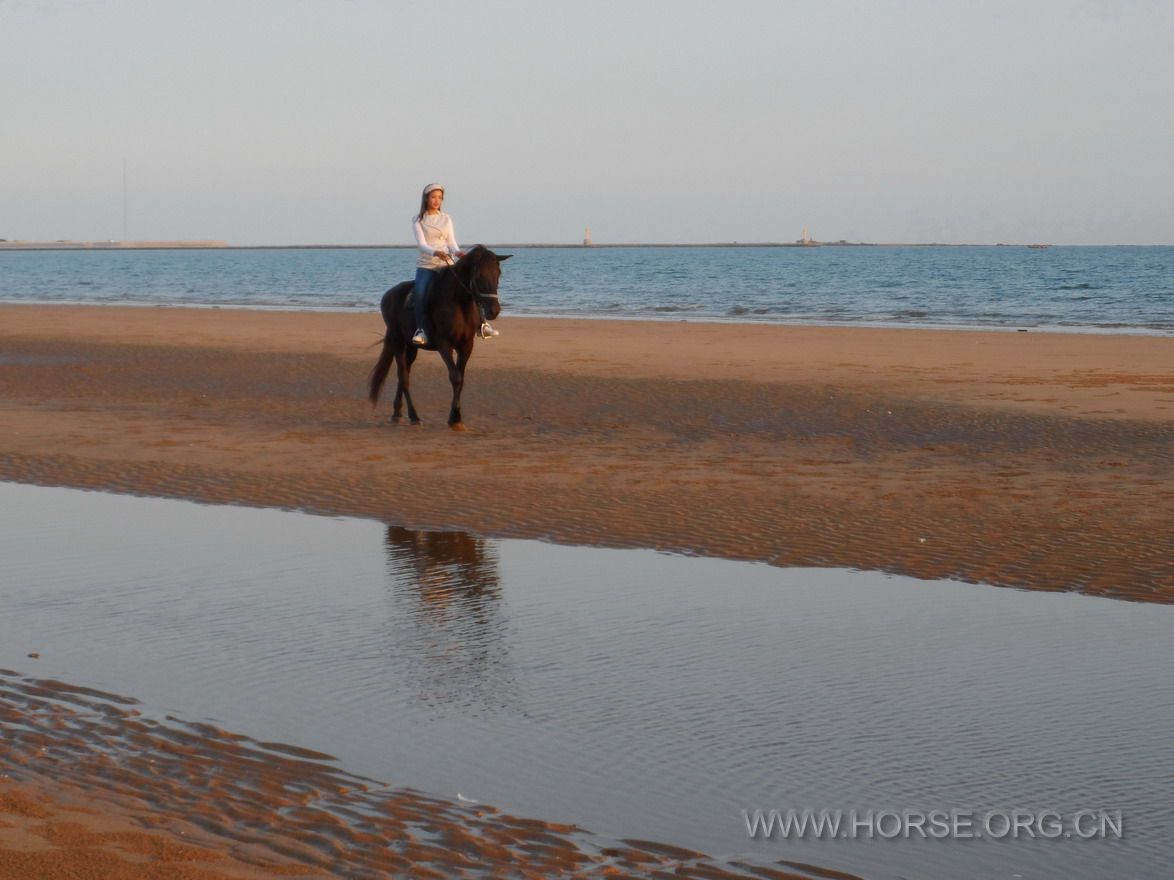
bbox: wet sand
[2,304,1172,601]
[3,672,818,879]
[1,304,1173,876]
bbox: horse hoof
[450,422,467,432]
[410,419,423,428]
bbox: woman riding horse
[369,245,509,431]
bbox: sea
[2,244,1173,334]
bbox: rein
[449,260,498,306]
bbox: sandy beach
[2,303,1173,876]
[2,304,1172,599]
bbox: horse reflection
[384,525,499,611]
[382,526,513,713]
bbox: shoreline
[2,300,1171,339]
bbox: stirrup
[411,328,428,346]
[480,321,499,339]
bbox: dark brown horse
[368,245,509,430]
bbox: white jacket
[413,212,461,270]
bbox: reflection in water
[5,483,1174,880]
[382,526,515,716]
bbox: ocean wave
[5,245,1173,335]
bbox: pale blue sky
[3,0,1172,245]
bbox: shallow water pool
[1,482,1170,880]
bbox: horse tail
[368,333,395,405]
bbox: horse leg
[437,344,468,430]
[391,350,406,422]
[397,347,422,426]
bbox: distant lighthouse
[583,226,593,247]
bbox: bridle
[450,259,499,310]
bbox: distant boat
[1027,243,1051,249]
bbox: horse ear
[496,254,512,262]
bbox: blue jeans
[413,268,437,333]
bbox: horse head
[455,245,511,322]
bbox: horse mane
[441,245,492,293]
[456,244,492,271]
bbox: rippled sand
[0,672,843,879]
[1,305,1171,601]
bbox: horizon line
[3,240,1169,251]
